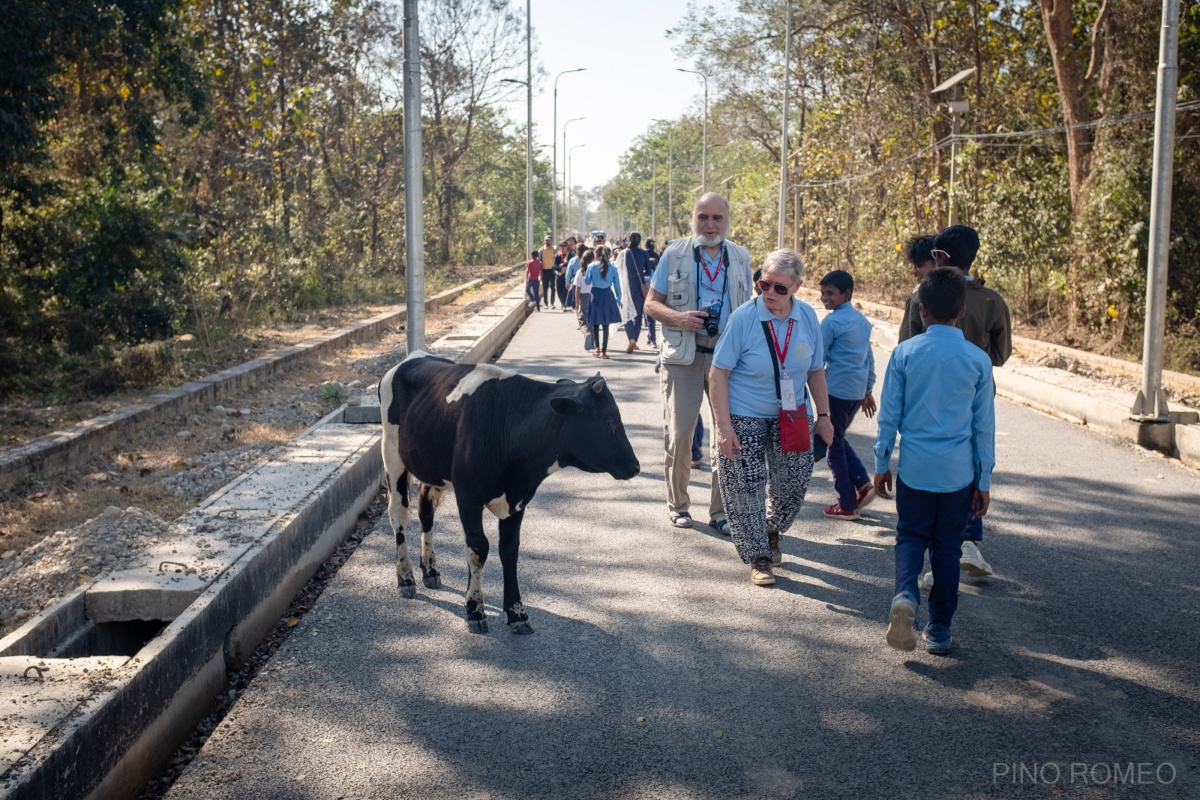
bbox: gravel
[0,506,172,628]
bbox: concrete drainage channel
[0,283,533,800]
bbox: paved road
[166,305,1199,799]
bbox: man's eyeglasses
[757,279,791,296]
[931,248,951,263]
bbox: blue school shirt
[873,325,996,492]
[584,262,622,303]
[820,303,876,401]
[565,256,581,284]
[712,297,823,418]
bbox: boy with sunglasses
[817,270,877,520]
[898,225,1010,581]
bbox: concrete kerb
[0,266,521,493]
[797,287,1200,470]
[0,278,531,800]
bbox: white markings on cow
[547,461,561,475]
[466,549,485,611]
[402,349,432,363]
[486,494,511,519]
[445,363,517,404]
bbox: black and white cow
[378,352,640,634]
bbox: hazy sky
[496,0,736,192]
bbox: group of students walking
[621,192,1010,656]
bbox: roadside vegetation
[602,1,1200,370]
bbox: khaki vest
[659,236,753,365]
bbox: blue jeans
[691,415,704,462]
[894,477,974,630]
[828,395,870,510]
[525,278,540,309]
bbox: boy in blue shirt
[873,268,995,655]
[818,270,877,520]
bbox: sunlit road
[166,305,1199,799]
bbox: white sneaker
[961,541,993,576]
[919,571,934,591]
[886,594,917,652]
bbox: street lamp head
[501,77,529,87]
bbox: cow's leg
[457,494,491,634]
[497,510,532,634]
[416,483,444,589]
[383,452,417,599]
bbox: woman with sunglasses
[709,249,835,586]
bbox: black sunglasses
[757,279,791,296]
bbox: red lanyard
[701,250,724,284]
[768,318,794,367]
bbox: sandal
[600,352,610,359]
[669,510,694,528]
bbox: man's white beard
[696,233,724,247]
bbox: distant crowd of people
[525,190,1010,656]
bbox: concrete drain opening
[0,584,199,661]
[47,618,169,659]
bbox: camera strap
[693,242,729,311]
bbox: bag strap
[759,299,782,407]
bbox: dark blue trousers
[828,395,870,509]
[894,477,974,631]
[691,415,705,462]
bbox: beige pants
[660,337,724,519]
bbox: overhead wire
[795,100,1200,190]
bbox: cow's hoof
[398,581,417,599]
[422,573,442,589]
[507,621,534,635]
[466,617,489,635]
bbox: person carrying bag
[708,249,834,586]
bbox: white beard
[696,233,724,247]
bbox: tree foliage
[0,0,539,399]
[607,0,1200,366]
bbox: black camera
[702,304,722,337]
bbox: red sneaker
[824,503,861,521]
[855,483,876,510]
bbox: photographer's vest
[659,236,753,366]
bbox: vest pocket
[662,327,687,360]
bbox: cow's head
[550,374,640,480]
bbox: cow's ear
[592,379,606,394]
[550,396,580,416]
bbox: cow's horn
[592,378,606,394]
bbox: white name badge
[779,378,798,411]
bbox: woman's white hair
[761,248,805,283]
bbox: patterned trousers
[717,414,815,564]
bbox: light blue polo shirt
[650,242,735,333]
[820,303,876,401]
[713,297,824,418]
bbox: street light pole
[552,68,586,243]
[563,117,585,235]
[651,149,657,238]
[677,68,708,191]
[401,0,425,353]
[569,143,586,235]
[524,0,532,257]
[778,0,791,248]
[1132,0,1181,430]
[652,118,674,237]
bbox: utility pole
[677,68,708,191]
[932,67,975,228]
[777,0,791,248]
[552,68,585,242]
[402,0,425,353]
[1131,0,1181,450]
[651,149,657,238]
[524,0,532,258]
